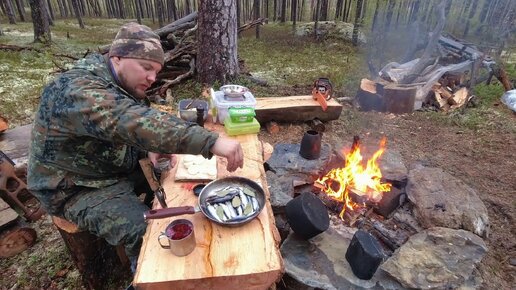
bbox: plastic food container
[224,117,260,136]
[229,107,255,123]
[178,99,209,122]
[211,90,256,124]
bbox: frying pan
[143,176,265,227]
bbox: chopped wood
[255,95,343,123]
[356,79,385,112]
[52,216,80,234]
[357,79,417,113]
[436,86,453,99]
[433,91,450,111]
[266,121,280,134]
[449,87,469,109]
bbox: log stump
[51,216,131,290]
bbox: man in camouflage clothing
[27,22,243,272]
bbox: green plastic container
[229,107,255,123]
[224,117,261,136]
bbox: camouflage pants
[63,174,152,264]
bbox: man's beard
[118,71,146,99]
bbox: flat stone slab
[381,227,486,289]
[281,227,406,290]
[406,166,490,238]
[266,143,332,177]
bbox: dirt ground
[1,101,515,289]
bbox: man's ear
[111,56,121,65]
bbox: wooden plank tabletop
[133,123,283,290]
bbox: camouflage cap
[109,22,164,66]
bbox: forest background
[0,0,515,289]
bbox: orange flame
[316,137,391,219]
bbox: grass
[238,23,368,98]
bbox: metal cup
[158,219,196,256]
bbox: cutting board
[174,154,217,181]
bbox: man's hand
[210,137,244,172]
[148,152,177,169]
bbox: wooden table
[133,123,283,290]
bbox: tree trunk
[254,0,260,38]
[14,0,26,22]
[135,0,142,23]
[4,0,17,24]
[197,0,239,85]
[462,0,479,37]
[56,0,65,17]
[336,0,343,19]
[314,0,320,38]
[236,0,241,30]
[385,0,395,32]
[371,0,380,32]
[117,0,125,18]
[280,0,286,22]
[46,0,54,21]
[408,0,420,23]
[28,0,51,44]
[156,0,163,27]
[320,0,328,21]
[352,0,363,46]
[71,0,84,28]
[291,0,297,26]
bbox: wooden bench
[51,216,132,290]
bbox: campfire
[315,136,392,220]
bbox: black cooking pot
[285,192,330,239]
[144,176,265,227]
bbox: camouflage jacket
[28,53,218,214]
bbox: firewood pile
[357,1,501,114]
[145,12,265,104]
[358,34,484,114]
[427,72,471,112]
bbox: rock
[381,227,487,290]
[266,171,295,211]
[406,167,490,238]
[281,228,406,290]
[266,143,332,177]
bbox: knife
[139,158,168,208]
